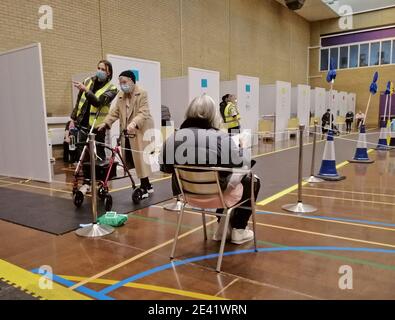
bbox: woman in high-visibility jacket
[223,94,241,134]
[70,60,118,160]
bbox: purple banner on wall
[322,27,395,47]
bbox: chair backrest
[174,165,224,198]
[336,116,345,124]
[258,119,273,132]
[287,118,299,129]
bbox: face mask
[121,84,132,94]
[96,70,107,82]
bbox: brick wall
[0,0,311,116]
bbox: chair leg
[202,213,208,241]
[216,208,232,273]
[250,174,258,252]
[170,203,185,260]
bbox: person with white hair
[160,94,260,245]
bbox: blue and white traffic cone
[349,125,374,163]
[316,130,346,181]
[376,120,390,150]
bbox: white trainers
[231,227,254,245]
[212,222,232,241]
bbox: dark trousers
[346,121,352,132]
[218,175,261,229]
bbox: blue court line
[98,246,395,295]
[257,211,395,228]
[31,269,114,300]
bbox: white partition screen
[297,85,311,127]
[107,54,161,143]
[338,91,348,117]
[188,67,220,106]
[347,93,356,114]
[326,90,339,117]
[275,81,292,141]
[311,87,326,120]
[0,44,52,182]
[236,75,260,138]
[220,75,260,144]
[161,77,189,128]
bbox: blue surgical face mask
[121,84,132,94]
[96,70,107,82]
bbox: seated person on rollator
[70,60,118,190]
[98,70,155,199]
[160,94,260,245]
[321,109,335,137]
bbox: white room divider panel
[260,81,291,141]
[220,75,260,144]
[0,43,52,182]
[162,67,220,129]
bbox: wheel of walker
[132,188,143,204]
[104,195,113,212]
[73,191,84,208]
[98,183,108,200]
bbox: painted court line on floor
[303,187,395,199]
[256,160,351,207]
[257,210,395,231]
[290,193,395,206]
[69,218,218,290]
[254,221,395,249]
[131,210,395,272]
[61,275,227,300]
[0,260,90,300]
[98,246,395,295]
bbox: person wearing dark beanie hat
[119,70,136,84]
[98,69,155,197]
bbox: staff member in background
[345,110,354,133]
[161,104,172,126]
[98,70,155,198]
[219,95,229,123]
[70,60,118,160]
[223,94,241,134]
[355,110,365,130]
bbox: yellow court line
[256,148,374,207]
[70,218,217,290]
[8,182,73,195]
[61,275,228,300]
[290,193,395,206]
[0,259,90,300]
[254,222,395,249]
[252,129,376,160]
[0,182,23,188]
[257,210,395,232]
[303,187,395,199]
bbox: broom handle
[383,94,389,122]
[363,94,372,126]
[329,81,334,127]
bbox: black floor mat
[0,180,173,235]
[0,132,379,235]
[0,278,39,300]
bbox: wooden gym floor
[0,131,394,300]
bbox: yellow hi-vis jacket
[76,78,117,128]
[224,102,241,129]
